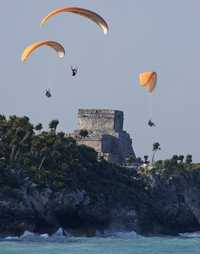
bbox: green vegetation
[1,115,200,236]
[0,115,95,188]
[144,155,149,164]
[127,155,136,164]
[152,142,161,163]
[139,153,200,177]
[0,115,138,196]
[0,114,199,194]
[49,119,59,133]
[79,129,89,138]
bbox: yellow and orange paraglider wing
[40,6,109,35]
[21,40,65,62]
[139,72,157,93]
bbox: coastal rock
[1,163,200,236]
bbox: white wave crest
[179,231,200,238]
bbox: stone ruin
[71,109,136,165]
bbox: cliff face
[135,168,200,235]
[1,163,200,237]
[0,161,140,236]
[0,114,200,237]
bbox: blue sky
[1,0,200,161]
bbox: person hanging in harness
[45,89,52,98]
[71,66,78,77]
[148,119,156,127]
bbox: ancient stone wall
[72,109,135,165]
[78,109,123,133]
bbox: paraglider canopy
[40,6,109,35]
[21,40,65,62]
[139,72,157,93]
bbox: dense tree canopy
[0,115,137,193]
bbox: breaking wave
[2,229,139,242]
[179,231,200,238]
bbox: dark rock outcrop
[1,164,200,237]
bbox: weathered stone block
[71,109,135,165]
[78,109,123,133]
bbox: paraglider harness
[45,89,52,98]
[71,66,78,76]
[148,119,156,127]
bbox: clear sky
[1,0,200,161]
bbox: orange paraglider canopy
[40,6,109,35]
[21,40,65,62]
[139,72,157,93]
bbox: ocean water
[0,230,200,254]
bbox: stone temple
[71,109,136,165]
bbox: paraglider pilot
[71,66,78,77]
[45,89,52,98]
[148,119,156,127]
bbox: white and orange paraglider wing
[139,72,157,93]
[40,7,109,35]
[21,40,65,62]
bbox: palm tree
[152,142,161,163]
[186,154,192,164]
[49,120,59,133]
[178,155,184,163]
[172,155,179,164]
[144,155,149,164]
[35,123,43,133]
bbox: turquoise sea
[0,231,200,254]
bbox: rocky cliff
[1,161,200,237]
[0,115,200,237]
